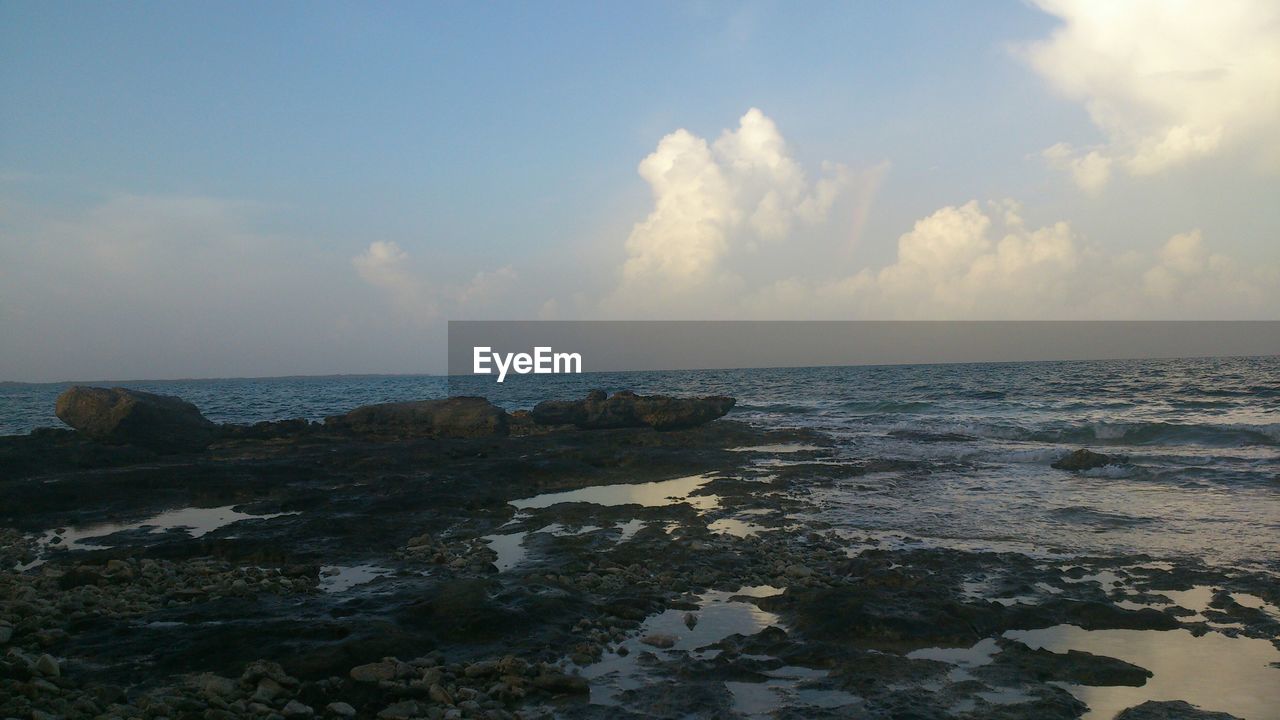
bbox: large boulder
[530,390,735,431]
[325,397,508,438]
[54,386,217,451]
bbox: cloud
[669,199,1278,321]
[353,241,435,317]
[1139,230,1278,314]
[352,242,517,320]
[608,108,850,312]
[796,200,1085,319]
[1022,0,1280,189]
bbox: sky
[1,0,1278,381]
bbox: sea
[3,355,1277,570]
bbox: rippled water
[4,356,1277,567]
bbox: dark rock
[54,386,216,451]
[1052,448,1118,471]
[219,418,313,440]
[532,670,589,694]
[987,638,1152,686]
[531,390,735,431]
[1114,700,1242,720]
[325,396,508,438]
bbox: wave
[841,400,934,413]
[735,402,817,414]
[1032,422,1280,448]
[878,418,1279,451]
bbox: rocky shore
[1,388,1277,720]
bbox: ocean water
[3,356,1277,567]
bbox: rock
[54,386,217,451]
[532,671,589,694]
[530,390,736,431]
[1051,448,1118,471]
[989,639,1152,686]
[428,683,454,705]
[251,677,288,703]
[325,397,509,438]
[1114,700,1242,720]
[464,660,498,678]
[0,625,12,644]
[640,633,677,649]
[377,700,422,719]
[683,612,698,629]
[34,653,60,677]
[326,702,357,718]
[349,659,402,683]
[785,564,814,579]
[197,674,238,700]
[282,700,315,718]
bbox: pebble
[326,701,357,717]
[350,659,400,683]
[35,653,61,677]
[640,633,677,649]
[282,699,314,718]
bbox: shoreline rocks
[325,396,510,439]
[54,386,217,452]
[531,390,736,431]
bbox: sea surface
[3,355,1278,569]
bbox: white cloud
[1022,0,1280,189]
[353,241,436,317]
[1042,143,1112,194]
[810,200,1084,319]
[610,108,850,311]
[352,242,518,320]
[639,199,1278,321]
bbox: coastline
[1,388,1277,719]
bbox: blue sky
[2,1,1278,379]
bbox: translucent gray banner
[448,321,1280,378]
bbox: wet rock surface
[2,396,1278,719]
[1114,700,1242,720]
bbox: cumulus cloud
[1022,0,1280,189]
[608,108,850,312]
[646,199,1278,321]
[836,200,1081,318]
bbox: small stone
[640,634,677,649]
[428,683,454,705]
[683,612,698,629]
[532,672,589,694]
[252,677,287,703]
[282,700,314,718]
[350,660,399,683]
[785,564,813,579]
[377,700,421,720]
[35,653,60,677]
[326,702,356,718]
[464,660,498,677]
[0,625,12,644]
